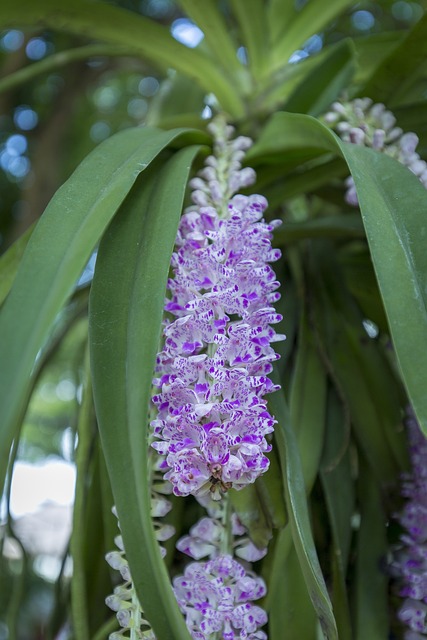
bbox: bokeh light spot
[1,30,24,52]
[171,19,204,48]
[26,37,48,60]
[14,106,38,131]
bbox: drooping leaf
[0,125,206,497]
[269,541,317,640]
[289,311,327,493]
[0,44,129,94]
[320,389,354,640]
[89,146,201,639]
[269,389,338,640]
[252,112,427,434]
[0,0,244,117]
[353,458,389,640]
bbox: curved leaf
[275,214,364,244]
[230,0,268,78]
[270,0,355,71]
[0,0,244,117]
[89,146,201,639]
[0,125,206,496]
[0,44,129,94]
[284,39,356,117]
[269,541,317,640]
[269,389,338,640]
[252,112,427,434]
[176,0,244,81]
[360,12,427,105]
[320,389,354,640]
[353,459,389,640]
[290,311,327,493]
[0,224,34,305]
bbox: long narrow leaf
[360,12,427,105]
[289,311,327,493]
[176,0,244,80]
[0,0,244,117]
[230,0,269,78]
[284,39,356,117]
[0,224,34,305]
[89,146,201,639]
[270,0,355,71]
[269,389,338,639]
[252,112,427,434]
[0,126,205,496]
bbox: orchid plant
[0,2,427,639]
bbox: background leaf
[284,39,356,117]
[0,0,244,117]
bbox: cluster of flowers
[105,119,283,640]
[392,409,427,638]
[151,118,284,501]
[174,497,268,640]
[323,97,427,205]
[105,457,175,638]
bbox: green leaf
[176,0,244,81]
[269,541,317,640]
[269,389,338,640]
[256,158,348,210]
[256,446,287,530]
[0,224,34,305]
[247,114,335,163]
[146,73,206,130]
[284,39,356,117]
[0,44,130,94]
[0,0,244,117]
[252,111,427,434]
[360,12,427,106]
[308,242,404,483]
[289,312,327,493]
[230,0,269,78]
[274,214,364,244]
[353,458,389,640]
[89,146,201,639]
[229,485,272,550]
[70,347,93,640]
[341,147,427,435]
[320,389,354,640]
[269,0,356,71]
[351,31,403,86]
[338,245,389,334]
[0,125,205,497]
